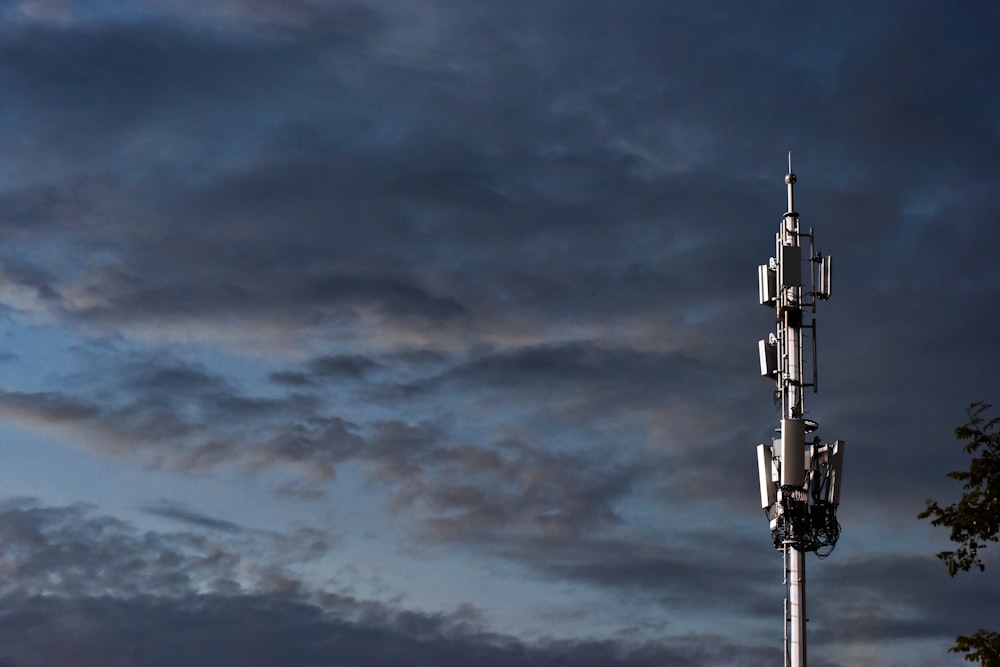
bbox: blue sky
[0,1,997,665]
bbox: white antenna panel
[827,440,845,504]
[758,339,777,377]
[819,255,832,299]
[759,265,776,306]
[757,444,777,509]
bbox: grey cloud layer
[0,1,998,665]
[0,498,779,667]
[0,348,656,545]
[0,3,780,343]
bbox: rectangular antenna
[781,418,806,486]
[819,255,832,299]
[759,265,776,306]
[759,339,777,377]
[780,245,801,288]
[827,440,845,505]
[812,319,818,393]
[757,444,777,509]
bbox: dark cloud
[0,497,778,667]
[0,1,790,342]
[0,498,242,598]
[0,1,996,665]
[0,356,363,477]
[0,496,964,667]
[270,353,387,387]
[365,424,640,543]
[143,500,247,534]
[0,349,647,548]
[355,340,735,424]
[0,591,777,667]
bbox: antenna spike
[785,152,796,212]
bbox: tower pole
[782,162,807,667]
[787,545,806,667]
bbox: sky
[0,0,997,665]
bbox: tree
[919,402,1000,666]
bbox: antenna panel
[827,440,844,504]
[780,245,801,287]
[819,255,832,299]
[758,339,777,377]
[757,444,777,509]
[759,265,777,306]
[780,418,805,486]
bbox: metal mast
[755,155,844,667]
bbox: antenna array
[755,156,844,667]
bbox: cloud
[0,591,773,667]
[0,496,973,667]
[0,2,997,664]
[143,499,247,534]
[363,423,641,544]
[0,1,782,351]
[0,498,242,598]
[0,355,364,478]
[0,497,781,667]
[0,348,648,548]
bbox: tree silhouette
[919,402,1000,665]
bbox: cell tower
[755,155,844,667]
